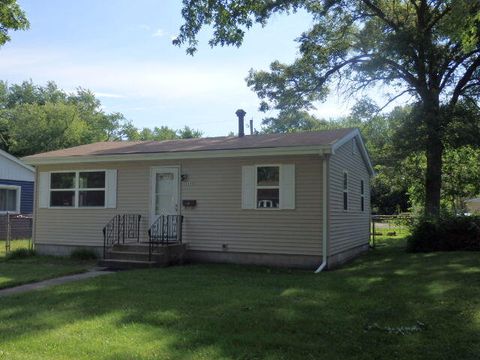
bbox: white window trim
[0,185,21,214]
[255,164,281,210]
[343,170,349,212]
[48,170,107,209]
[360,179,365,212]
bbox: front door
[150,167,180,224]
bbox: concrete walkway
[0,268,114,297]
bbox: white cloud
[0,47,386,130]
[95,92,126,99]
[0,47,253,104]
[152,28,165,37]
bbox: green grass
[0,239,32,257]
[0,240,96,289]
[371,220,411,242]
[0,237,479,360]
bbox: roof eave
[23,145,333,166]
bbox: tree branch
[440,48,480,90]
[380,58,419,89]
[426,5,451,31]
[312,54,373,91]
[450,56,480,106]
[361,0,400,31]
[378,89,414,112]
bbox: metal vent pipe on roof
[236,109,246,137]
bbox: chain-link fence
[0,213,33,255]
[370,214,413,248]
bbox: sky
[0,0,355,136]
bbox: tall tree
[0,0,29,46]
[175,0,480,216]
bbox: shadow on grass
[0,239,479,359]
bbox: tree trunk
[424,98,443,217]
[425,134,443,216]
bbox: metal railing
[148,215,183,261]
[103,214,141,258]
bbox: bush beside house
[407,215,480,252]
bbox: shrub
[406,214,480,252]
[6,248,35,260]
[70,248,98,261]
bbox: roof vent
[235,109,246,137]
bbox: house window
[50,172,75,207]
[50,171,106,208]
[79,171,106,207]
[343,171,348,211]
[0,186,20,213]
[352,138,357,154]
[256,166,280,209]
[360,179,365,212]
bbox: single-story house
[0,149,35,240]
[465,198,480,214]
[0,148,35,215]
[23,117,374,270]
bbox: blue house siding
[0,179,34,213]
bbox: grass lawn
[0,237,479,360]
[0,239,33,257]
[0,240,96,289]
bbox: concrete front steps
[99,243,186,270]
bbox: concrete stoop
[99,243,186,270]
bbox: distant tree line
[261,99,480,215]
[0,81,202,157]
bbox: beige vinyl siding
[328,139,371,255]
[34,155,324,256]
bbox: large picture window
[0,186,20,213]
[50,171,106,208]
[256,166,280,209]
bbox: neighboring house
[23,119,374,270]
[0,149,35,215]
[465,198,480,214]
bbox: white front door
[150,167,180,224]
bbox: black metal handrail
[148,215,183,261]
[103,214,142,259]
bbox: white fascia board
[23,145,333,166]
[331,129,375,176]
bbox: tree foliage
[0,0,29,46]
[120,124,203,141]
[176,0,480,216]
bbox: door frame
[149,165,181,225]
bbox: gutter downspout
[315,155,329,273]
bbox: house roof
[0,148,35,173]
[22,128,374,175]
[24,128,353,158]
